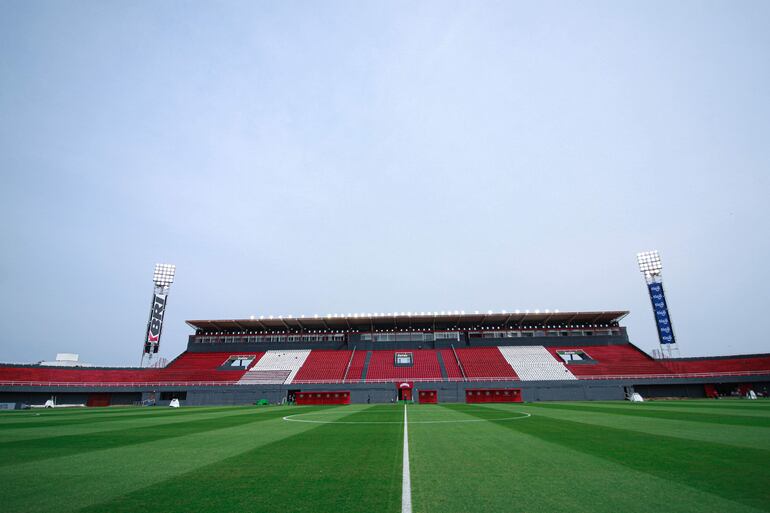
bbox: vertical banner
[144,293,167,353]
[647,282,675,344]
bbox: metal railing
[1,370,769,388]
[0,381,239,388]
[571,370,770,380]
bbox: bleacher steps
[436,351,449,381]
[361,351,372,381]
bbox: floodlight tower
[141,263,176,367]
[636,251,679,359]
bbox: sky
[1,1,768,365]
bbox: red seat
[293,350,352,382]
[454,347,518,380]
[545,345,669,378]
[439,349,464,380]
[345,351,368,382]
[365,350,443,381]
[659,355,770,375]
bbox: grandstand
[1,311,769,406]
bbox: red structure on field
[418,390,438,403]
[295,391,350,405]
[397,382,413,401]
[465,388,522,403]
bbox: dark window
[160,391,187,400]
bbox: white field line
[402,404,412,513]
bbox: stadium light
[152,263,176,287]
[636,250,679,358]
[637,250,663,276]
[142,263,176,368]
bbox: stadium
[3,3,770,511]
[1,309,770,407]
[2,259,770,513]
[2,299,770,513]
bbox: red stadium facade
[1,311,769,407]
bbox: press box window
[556,350,593,363]
[223,355,256,368]
[394,352,413,367]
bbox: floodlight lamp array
[153,263,176,286]
[637,250,662,274]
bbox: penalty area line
[402,404,412,513]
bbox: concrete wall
[2,373,769,407]
[0,391,141,407]
[157,380,626,406]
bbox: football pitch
[1,400,768,513]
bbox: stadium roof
[187,310,629,332]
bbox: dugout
[418,390,438,403]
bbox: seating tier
[438,349,464,379]
[365,350,443,381]
[344,351,368,382]
[161,352,263,382]
[498,346,576,381]
[659,355,770,375]
[239,350,310,384]
[454,347,518,380]
[293,350,353,383]
[545,345,669,377]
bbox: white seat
[237,350,311,384]
[497,346,577,381]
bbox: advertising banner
[647,282,675,344]
[144,293,167,353]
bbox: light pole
[637,251,679,358]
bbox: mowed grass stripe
[79,405,405,513]
[528,402,770,428]
[493,402,770,451]
[616,400,770,411]
[629,399,770,407]
[409,404,761,513]
[0,406,313,467]
[0,406,265,440]
[0,406,249,430]
[574,399,770,408]
[560,400,770,418]
[0,406,356,513]
[456,404,770,511]
[0,408,258,442]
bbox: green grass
[1,400,769,512]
